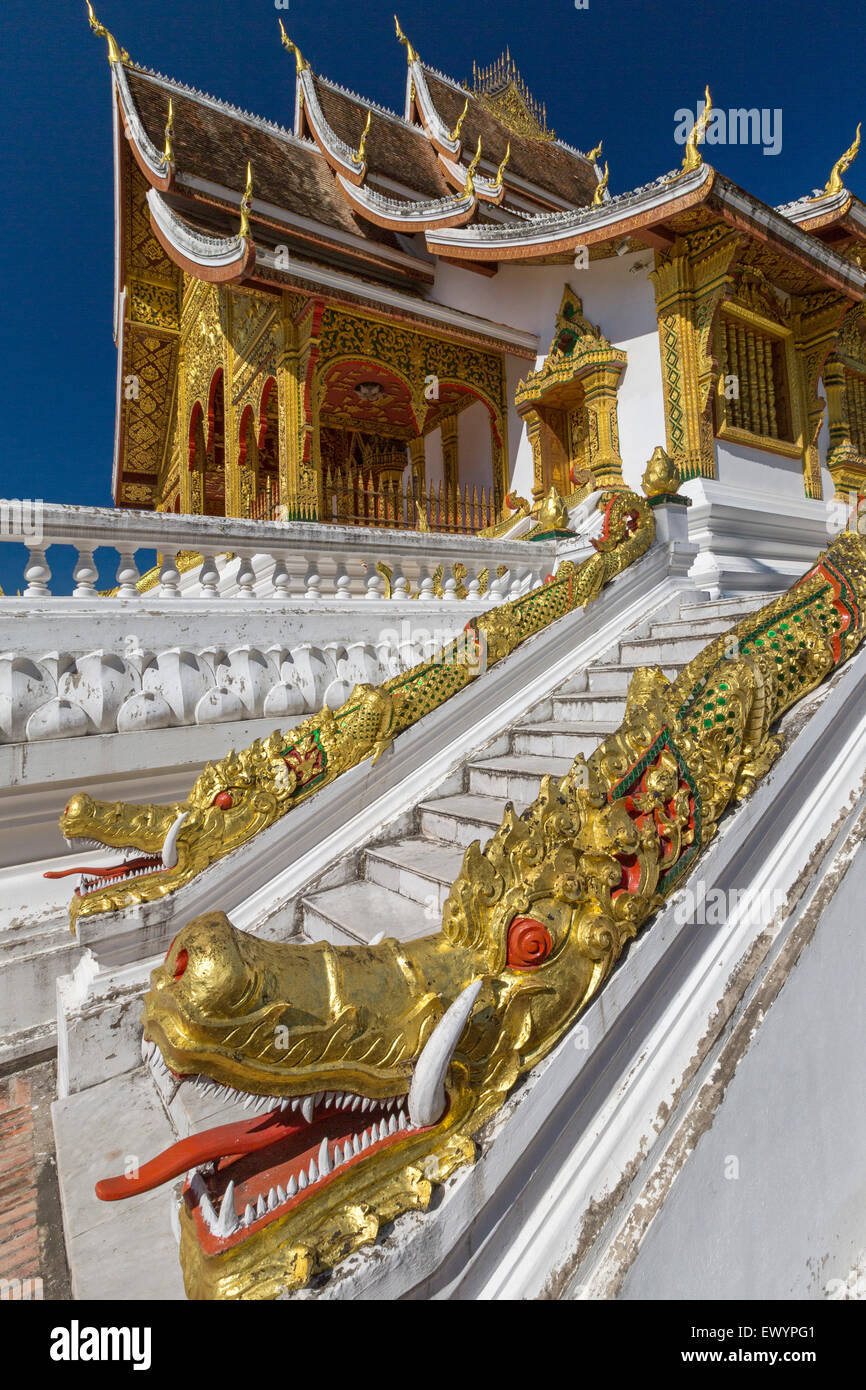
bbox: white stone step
[301,880,431,945]
[364,837,466,908]
[647,615,735,639]
[582,663,684,694]
[551,694,626,723]
[467,754,573,803]
[679,593,783,621]
[618,635,707,665]
[418,793,508,847]
[512,723,604,760]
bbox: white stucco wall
[456,398,494,493]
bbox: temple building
[96,5,866,579]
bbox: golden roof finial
[278,19,309,74]
[351,110,372,166]
[587,139,603,164]
[591,161,609,206]
[239,162,253,239]
[464,136,482,196]
[163,98,174,164]
[450,98,469,143]
[394,15,419,64]
[493,141,511,189]
[682,85,712,173]
[824,122,861,196]
[86,2,128,65]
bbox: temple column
[440,413,459,493]
[408,434,426,491]
[580,363,626,488]
[791,292,850,499]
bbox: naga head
[95,748,674,1299]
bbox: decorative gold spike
[351,110,372,166]
[587,139,603,163]
[85,2,129,64]
[681,85,712,173]
[591,161,609,206]
[464,137,482,196]
[239,162,253,239]
[823,122,861,197]
[279,20,309,73]
[450,98,469,143]
[493,141,511,188]
[394,15,418,64]
[163,98,174,164]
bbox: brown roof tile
[311,76,451,199]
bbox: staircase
[299,592,776,947]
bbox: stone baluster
[23,546,52,599]
[304,559,322,601]
[442,576,458,602]
[198,553,221,599]
[114,552,141,599]
[391,566,410,602]
[365,568,386,601]
[72,548,99,599]
[158,552,181,599]
[333,565,353,602]
[236,554,256,599]
[417,570,435,601]
[489,569,508,602]
[466,571,482,603]
[271,556,291,600]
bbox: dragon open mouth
[97,1042,426,1254]
[44,812,187,899]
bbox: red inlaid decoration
[507,917,553,970]
[173,949,189,981]
[212,791,234,810]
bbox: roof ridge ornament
[470,50,554,141]
[449,98,469,144]
[85,2,129,65]
[278,20,309,74]
[163,98,174,164]
[239,162,253,239]
[587,139,603,164]
[493,141,511,189]
[823,122,861,197]
[394,15,419,65]
[351,110,372,166]
[464,137,482,195]
[591,161,609,206]
[681,85,712,173]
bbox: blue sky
[0,0,863,589]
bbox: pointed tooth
[256,1194,267,1218]
[324,1092,334,1107]
[378,1120,388,1141]
[361,1098,371,1113]
[351,1135,361,1156]
[297,1171,307,1191]
[351,1096,362,1111]
[267,1187,279,1211]
[318,1137,331,1176]
[360,1130,371,1150]
[301,1095,315,1124]
[333,1144,344,1166]
[314,1091,324,1107]
[398,1109,408,1129]
[287,1175,298,1197]
[308,1159,319,1183]
[216,1182,238,1237]
[277,1185,287,1204]
[388,1114,398,1134]
[334,1092,344,1107]
[244,1203,255,1225]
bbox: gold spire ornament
[85,2,129,64]
[449,98,469,143]
[351,110,372,166]
[464,137,482,195]
[239,163,253,239]
[681,86,712,173]
[641,445,682,498]
[591,161,609,206]
[824,122,862,196]
[493,141,511,189]
[587,139,603,163]
[394,15,419,64]
[278,20,309,73]
[163,98,174,164]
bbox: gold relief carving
[790,291,849,499]
[128,279,181,331]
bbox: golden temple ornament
[394,15,419,64]
[279,20,309,73]
[449,98,469,144]
[85,1,129,65]
[493,141,511,189]
[535,485,571,534]
[823,122,861,197]
[681,85,712,173]
[641,445,682,497]
[587,139,603,164]
[163,98,174,165]
[464,137,482,196]
[591,161,609,206]
[351,111,372,166]
[239,163,253,239]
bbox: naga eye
[173,949,188,980]
[507,917,552,970]
[212,791,234,810]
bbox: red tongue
[44,855,158,881]
[95,1108,298,1202]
